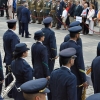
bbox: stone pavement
[0,16,100,100]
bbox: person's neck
[37,40,43,43]
[70,38,77,42]
[9,28,15,31]
[63,64,71,69]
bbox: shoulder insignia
[79,69,85,73]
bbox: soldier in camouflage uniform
[30,0,37,23]
[50,0,57,27]
[36,0,43,24]
[43,0,51,18]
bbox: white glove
[40,9,43,12]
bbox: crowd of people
[0,0,100,100]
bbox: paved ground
[0,16,100,100]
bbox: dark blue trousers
[56,16,62,28]
[48,59,55,74]
[22,23,29,37]
[18,21,22,35]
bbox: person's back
[91,56,100,93]
[50,67,77,100]
[21,7,30,23]
[11,58,33,85]
[3,27,20,65]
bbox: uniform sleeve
[23,64,33,81]
[27,10,31,22]
[77,47,86,83]
[49,32,57,58]
[41,47,50,77]
[31,45,34,67]
[66,75,77,100]
[0,53,4,81]
[11,35,20,52]
[91,61,94,86]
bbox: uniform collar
[37,41,43,44]
[70,39,77,43]
[62,65,70,70]
[8,29,15,33]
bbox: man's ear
[35,96,40,100]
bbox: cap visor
[73,55,77,58]
[42,88,50,93]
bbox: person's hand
[83,82,88,89]
[54,56,58,59]
[0,80,4,84]
[46,76,50,80]
[74,16,76,19]
[68,13,70,16]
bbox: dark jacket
[74,5,83,16]
[64,34,82,48]
[91,42,100,93]
[91,56,100,93]
[60,40,86,85]
[42,28,57,59]
[50,67,77,100]
[56,4,63,16]
[3,30,20,65]
[11,58,34,100]
[0,52,4,81]
[17,5,24,20]
[20,7,30,23]
[68,4,76,17]
[31,42,50,79]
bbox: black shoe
[37,23,41,24]
[32,21,36,23]
[19,33,21,35]
[29,34,31,35]
[22,35,24,37]
[25,36,31,38]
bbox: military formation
[0,0,100,100]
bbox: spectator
[94,0,98,15]
[7,0,13,19]
[68,0,76,22]
[74,0,83,19]
[87,4,95,35]
[61,6,67,30]
[97,10,100,26]
[0,0,4,17]
[81,3,89,34]
[66,1,71,28]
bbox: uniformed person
[60,26,88,100]
[31,30,50,79]
[91,42,100,93]
[3,19,20,98]
[17,1,25,35]
[43,0,51,18]
[55,0,63,29]
[30,0,37,23]
[20,78,50,100]
[42,17,57,73]
[11,43,34,100]
[86,93,100,100]
[60,21,82,50]
[49,48,77,100]
[49,0,57,27]
[20,3,31,38]
[0,52,4,95]
[36,0,43,24]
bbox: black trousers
[22,23,29,37]
[0,84,2,95]
[0,6,4,16]
[48,59,55,74]
[56,16,62,28]
[18,20,22,35]
[5,3,9,18]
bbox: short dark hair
[13,52,23,59]
[59,56,71,66]
[70,33,76,38]
[44,23,51,28]
[8,23,16,29]
[34,36,41,41]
